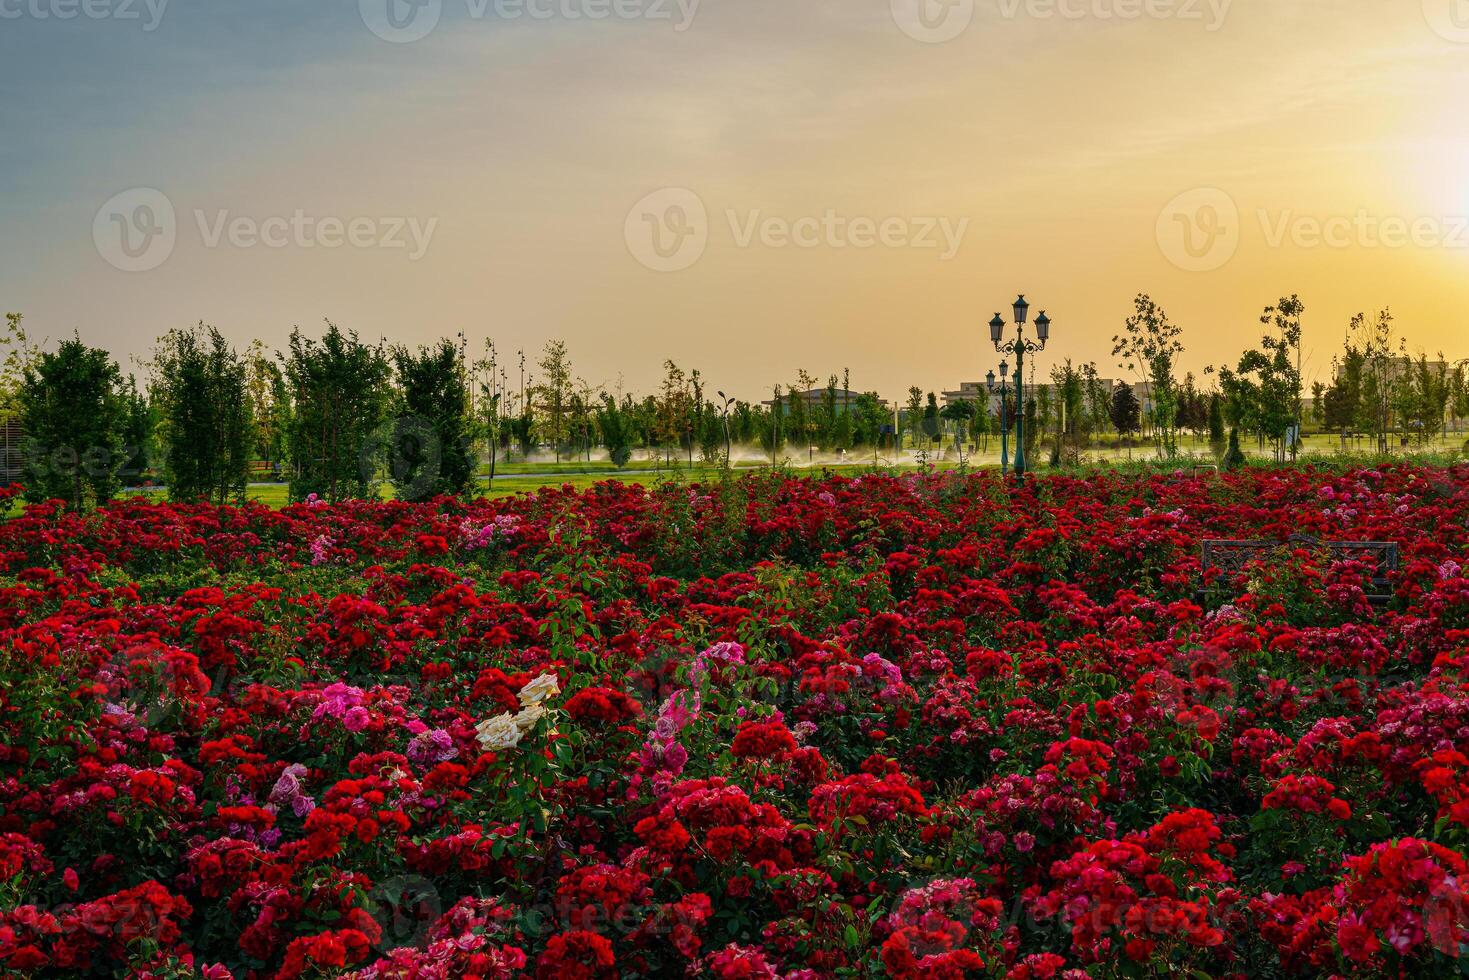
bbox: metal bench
[1198,533,1400,606]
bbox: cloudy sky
[2,0,1468,398]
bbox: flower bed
[1,464,1468,977]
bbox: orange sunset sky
[2,0,1468,398]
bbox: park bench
[1198,533,1400,606]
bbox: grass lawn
[106,430,1466,511]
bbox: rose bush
[0,465,1467,976]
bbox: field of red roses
[2,464,1469,978]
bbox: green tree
[1222,427,1247,469]
[19,337,127,509]
[597,394,635,468]
[281,322,392,502]
[472,339,503,480]
[923,392,941,446]
[0,313,35,422]
[509,411,536,459]
[904,386,924,450]
[1050,359,1085,461]
[852,392,888,451]
[153,323,252,504]
[245,341,289,475]
[1113,293,1186,458]
[655,361,692,465]
[391,338,475,501]
[1352,310,1400,453]
[119,374,154,486]
[534,340,574,462]
[1207,392,1225,447]
[1109,382,1142,442]
[1218,297,1304,462]
[1324,346,1364,446]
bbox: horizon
[4,1,1469,401]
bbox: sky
[2,0,1468,402]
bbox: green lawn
[108,430,1467,511]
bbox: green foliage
[119,374,154,485]
[1114,293,1186,457]
[1218,295,1304,462]
[1109,381,1141,438]
[390,338,475,501]
[153,323,252,505]
[19,337,127,509]
[596,395,635,468]
[246,342,290,473]
[1222,427,1247,469]
[534,340,574,461]
[0,312,34,421]
[282,322,391,503]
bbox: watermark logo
[891,0,974,43]
[93,190,438,271]
[360,0,699,42]
[367,875,443,951]
[360,0,442,42]
[0,0,169,30]
[1423,0,1469,42]
[193,210,438,260]
[94,187,176,273]
[995,0,1232,30]
[625,187,709,272]
[727,209,968,258]
[625,188,970,271]
[1258,209,1469,250]
[1156,187,1239,272]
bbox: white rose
[513,703,547,733]
[518,673,561,706]
[475,713,522,751]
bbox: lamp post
[986,361,1011,475]
[989,295,1051,482]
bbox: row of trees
[4,318,480,509]
[3,294,1465,509]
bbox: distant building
[943,378,1145,415]
[762,388,890,415]
[1334,356,1450,383]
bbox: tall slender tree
[391,338,475,501]
[153,323,252,504]
[20,337,127,509]
[281,322,391,502]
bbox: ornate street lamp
[986,360,1011,476]
[990,295,1051,482]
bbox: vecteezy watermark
[93,188,439,272]
[892,0,1230,41]
[1422,0,1469,43]
[1155,187,1239,272]
[93,188,177,273]
[0,0,168,30]
[1156,188,1469,272]
[726,210,969,259]
[1257,210,1469,251]
[624,187,969,272]
[890,0,975,43]
[624,187,709,272]
[359,0,700,43]
[194,210,438,260]
[996,0,1232,29]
